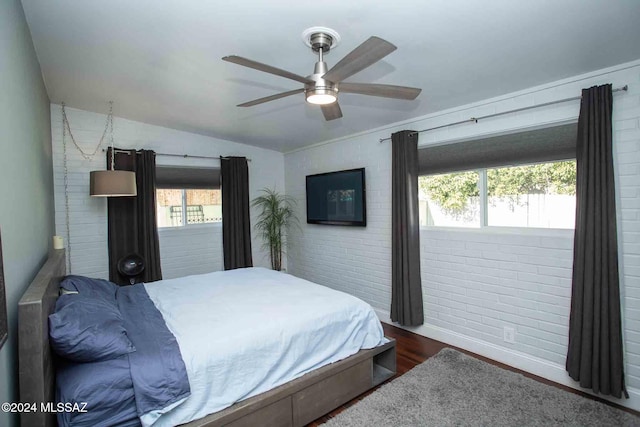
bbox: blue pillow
[60,275,118,306]
[56,355,140,427]
[49,294,135,363]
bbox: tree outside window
[418,160,576,229]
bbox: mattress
[143,267,385,427]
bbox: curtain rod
[379,84,628,143]
[103,149,251,162]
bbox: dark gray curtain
[108,148,163,285]
[221,157,253,270]
[566,84,627,398]
[391,130,424,326]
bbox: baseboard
[374,308,640,412]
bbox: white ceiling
[21,0,640,152]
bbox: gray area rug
[325,348,640,426]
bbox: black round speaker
[117,253,145,283]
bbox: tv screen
[306,168,366,226]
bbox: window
[156,189,221,227]
[155,166,221,228]
[487,161,576,228]
[417,123,578,230]
[419,160,576,229]
[419,171,480,228]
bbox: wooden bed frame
[18,249,396,427]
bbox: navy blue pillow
[59,275,118,305]
[49,294,135,363]
[56,355,140,427]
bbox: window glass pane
[419,171,480,227]
[487,160,576,229]
[156,189,184,227]
[186,189,222,224]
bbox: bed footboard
[184,338,396,427]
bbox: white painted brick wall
[285,60,640,403]
[284,143,393,309]
[158,224,223,279]
[421,228,573,365]
[51,104,285,279]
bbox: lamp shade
[90,170,137,197]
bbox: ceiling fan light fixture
[305,87,337,105]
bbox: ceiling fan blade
[237,88,304,107]
[223,55,314,85]
[339,82,422,100]
[322,37,397,83]
[321,102,343,121]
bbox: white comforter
[143,267,385,427]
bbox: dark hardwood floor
[309,322,639,425]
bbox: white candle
[53,235,64,250]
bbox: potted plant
[252,188,298,271]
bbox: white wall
[159,224,223,279]
[0,1,54,426]
[285,60,640,410]
[51,104,285,279]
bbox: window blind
[418,123,577,175]
[155,166,220,189]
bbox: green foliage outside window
[420,161,576,215]
[419,170,480,213]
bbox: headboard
[18,249,65,427]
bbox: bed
[18,249,396,427]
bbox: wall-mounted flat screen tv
[306,168,366,226]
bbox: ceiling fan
[222,29,422,121]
